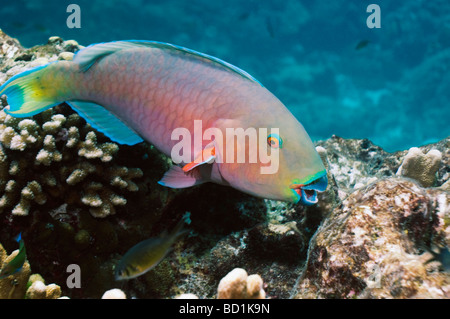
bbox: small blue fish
[115,213,190,280]
[0,233,27,279]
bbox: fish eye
[267,133,283,149]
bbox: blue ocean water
[1,0,449,152]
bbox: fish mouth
[290,173,328,206]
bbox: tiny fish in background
[0,233,27,279]
[115,213,191,280]
[0,40,327,205]
[265,16,276,38]
[355,40,371,50]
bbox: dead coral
[294,178,450,299]
[217,268,266,299]
[25,277,62,299]
[78,131,119,162]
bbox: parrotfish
[115,213,190,280]
[0,233,27,279]
[0,40,327,205]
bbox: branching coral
[0,106,143,218]
[101,288,127,299]
[78,131,119,162]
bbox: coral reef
[4,1,450,152]
[0,31,449,299]
[0,243,31,299]
[25,275,62,299]
[293,178,450,299]
[169,137,449,299]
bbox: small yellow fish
[115,213,190,280]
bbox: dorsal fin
[73,40,262,86]
[74,41,145,72]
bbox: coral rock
[217,268,265,299]
[397,147,442,187]
[294,178,450,299]
[25,280,62,299]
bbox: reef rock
[294,178,450,299]
[397,147,442,187]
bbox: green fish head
[217,98,327,205]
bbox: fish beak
[290,174,328,205]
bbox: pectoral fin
[157,165,205,189]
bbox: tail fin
[171,212,191,239]
[0,64,61,117]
